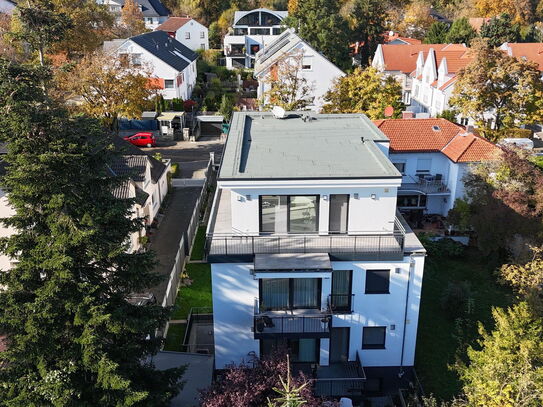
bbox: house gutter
[399,255,415,377]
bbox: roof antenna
[361,137,365,143]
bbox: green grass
[163,323,186,352]
[190,226,207,261]
[170,263,212,320]
[415,247,514,400]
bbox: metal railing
[206,227,405,260]
[328,294,355,314]
[400,175,449,194]
[313,351,366,397]
[254,298,331,337]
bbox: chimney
[466,124,475,133]
[402,111,415,119]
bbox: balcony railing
[206,220,405,261]
[313,350,366,397]
[328,294,355,314]
[400,174,449,194]
[254,298,331,338]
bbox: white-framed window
[200,31,205,38]
[393,162,406,174]
[164,79,175,89]
[185,32,190,39]
[131,53,142,66]
[301,56,313,71]
[416,158,432,173]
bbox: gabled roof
[233,8,288,26]
[377,44,467,74]
[110,155,148,182]
[111,136,167,183]
[145,0,169,16]
[254,28,344,76]
[130,31,197,72]
[156,16,195,32]
[373,118,499,163]
[500,43,543,71]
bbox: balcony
[400,174,449,195]
[254,299,331,339]
[328,294,355,314]
[313,351,366,397]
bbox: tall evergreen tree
[424,22,449,44]
[287,0,350,69]
[0,60,184,405]
[480,13,521,47]
[445,17,477,44]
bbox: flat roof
[219,112,400,180]
[254,253,332,271]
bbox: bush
[170,163,180,177]
[440,281,473,319]
[420,234,465,258]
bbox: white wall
[223,181,400,235]
[0,0,15,14]
[212,263,259,368]
[211,254,426,369]
[175,20,209,51]
[388,152,450,185]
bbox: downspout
[399,255,415,378]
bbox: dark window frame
[365,269,390,294]
[362,326,386,349]
[259,195,320,235]
[260,338,321,363]
[328,194,350,235]
[259,278,322,311]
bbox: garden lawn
[170,263,212,321]
[163,323,186,352]
[190,226,206,261]
[415,247,514,401]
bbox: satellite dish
[384,105,394,117]
[272,106,286,119]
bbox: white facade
[223,9,288,69]
[207,112,426,395]
[116,37,197,100]
[0,0,15,14]
[173,19,209,51]
[254,30,345,111]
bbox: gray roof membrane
[219,112,400,180]
[254,253,332,271]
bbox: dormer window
[432,125,441,131]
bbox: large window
[261,338,319,363]
[393,162,406,174]
[362,327,386,349]
[164,79,175,89]
[416,158,432,173]
[331,270,352,312]
[260,278,320,311]
[260,195,319,234]
[397,194,427,208]
[365,270,390,294]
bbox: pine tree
[424,22,449,44]
[0,59,184,405]
[445,18,477,44]
[480,13,520,47]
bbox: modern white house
[223,8,288,69]
[254,29,345,111]
[374,118,499,219]
[372,43,468,108]
[156,16,209,51]
[207,111,426,398]
[96,0,169,29]
[114,31,198,100]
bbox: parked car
[123,132,156,147]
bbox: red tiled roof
[502,43,543,71]
[156,17,192,32]
[373,118,500,162]
[380,44,469,74]
[469,17,491,33]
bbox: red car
[123,132,156,148]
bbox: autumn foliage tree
[450,38,543,133]
[322,66,404,119]
[59,51,159,132]
[121,0,147,37]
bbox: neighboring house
[223,8,288,69]
[499,42,543,70]
[113,31,198,100]
[156,16,209,51]
[111,137,170,253]
[374,118,499,217]
[0,0,16,14]
[254,29,345,111]
[372,43,467,106]
[207,111,426,397]
[96,0,169,29]
[383,32,422,45]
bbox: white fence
[161,159,213,308]
[172,178,206,188]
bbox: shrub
[440,281,473,319]
[419,234,465,258]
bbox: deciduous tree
[59,52,159,132]
[398,0,435,40]
[322,66,404,119]
[260,52,313,111]
[121,0,147,37]
[0,58,184,406]
[458,302,543,407]
[450,38,543,132]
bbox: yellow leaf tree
[121,0,147,37]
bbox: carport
[197,115,224,137]
[157,112,185,141]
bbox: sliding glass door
[260,195,319,234]
[330,270,352,312]
[260,278,321,311]
[261,338,320,363]
[329,194,349,234]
